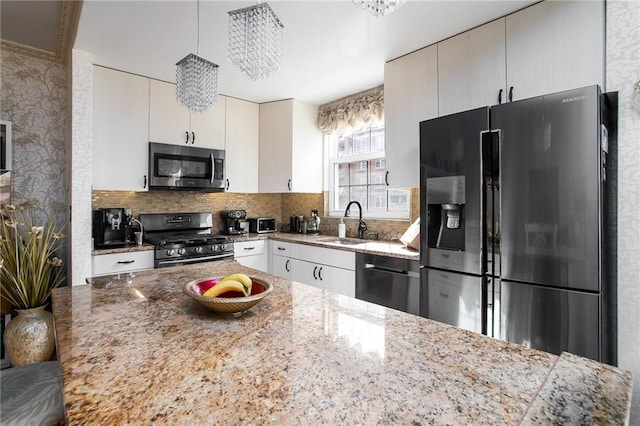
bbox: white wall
[606,0,640,422]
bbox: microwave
[248,218,277,234]
[148,142,225,191]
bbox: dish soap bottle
[338,218,346,239]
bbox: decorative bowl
[183,276,273,316]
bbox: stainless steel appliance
[307,210,321,235]
[356,253,420,316]
[93,208,128,248]
[220,210,248,235]
[419,85,617,364]
[148,142,225,191]
[248,217,277,234]
[139,212,233,268]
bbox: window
[328,126,410,219]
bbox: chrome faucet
[344,201,367,239]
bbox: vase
[4,305,55,367]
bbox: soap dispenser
[338,218,346,238]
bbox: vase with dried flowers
[0,202,65,367]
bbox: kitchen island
[51,261,632,424]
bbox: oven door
[155,252,234,268]
[149,142,225,191]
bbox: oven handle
[156,253,233,266]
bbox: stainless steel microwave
[148,142,225,191]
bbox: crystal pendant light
[227,2,284,81]
[176,0,219,113]
[352,0,406,18]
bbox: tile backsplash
[93,189,418,240]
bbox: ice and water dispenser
[426,176,466,252]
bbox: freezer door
[501,281,600,361]
[421,269,483,334]
[493,86,602,291]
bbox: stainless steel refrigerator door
[501,281,600,361]
[493,86,601,292]
[422,268,483,334]
[419,107,489,276]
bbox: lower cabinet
[92,250,155,277]
[234,240,268,273]
[270,241,355,298]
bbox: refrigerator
[419,85,617,365]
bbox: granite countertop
[51,261,632,425]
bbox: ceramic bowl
[183,276,273,316]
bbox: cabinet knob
[191,132,195,144]
[143,174,147,189]
[287,179,292,191]
[185,131,189,144]
[285,259,290,272]
[318,266,323,280]
[313,266,318,279]
[385,171,389,186]
[225,179,230,191]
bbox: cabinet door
[290,100,323,193]
[236,254,267,273]
[438,18,506,116]
[225,97,259,193]
[506,0,604,101]
[93,66,149,191]
[319,265,355,298]
[384,45,438,189]
[149,79,190,145]
[271,255,291,279]
[191,96,226,150]
[259,100,293,193]
[290,259,324,290]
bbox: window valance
[318,85,384,134]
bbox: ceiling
[3,0,537,105]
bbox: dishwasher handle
[364,263,420,279]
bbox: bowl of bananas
[183,273,273,316]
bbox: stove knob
[195,246,203,254]
[166,249,175,256]
[178,248,186,255]
[219,244,227,252]
[211,245,219,252]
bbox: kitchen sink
[318,238,367,247]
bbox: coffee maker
[93,208,128,248]
[220,210,248,235]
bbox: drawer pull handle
[313,266,318,280]
[439,292,449,298]
[244,247,255,251]
[277,247,286,251]
[441,254,450,259]
[117,260,135,264]
[318,267,323,280]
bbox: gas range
[139,213,234,268]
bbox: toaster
[248,217,277,233]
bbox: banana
[220,273,253,295]
[202,279,247,298]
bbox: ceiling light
[176,0,219,113]
[352,0,406,18]
[228,2,284,81]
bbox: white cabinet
[234,240,267,272]
[438,19,507,116]
[384,45,438,189]
[92,250,155,277]
[149,79,226,149]
[225,97,259,193]
[259,100,323,193]
[505,0,604,101]
[92,66,150,191]
[270,241,291,278]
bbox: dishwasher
[356,252,421,315]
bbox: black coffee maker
[93,208,127,248]
[220,210,247,235]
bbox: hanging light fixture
[352,0,406,18]
[227,2,284,81]
[176,0,219,113]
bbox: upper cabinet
[384,45,438,189]
[149,79,226,149]
[92,66,149,191]
[505,0,604,101]
[438,19,507,116]
[225,97,259,193]
[259,99,323,193]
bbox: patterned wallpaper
[0,50,68,277]
[607,0,640,422]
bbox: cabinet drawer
[92,251,155,276]
[291,243,355,271]
[271,241,291,256]
[234,240,265,258]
